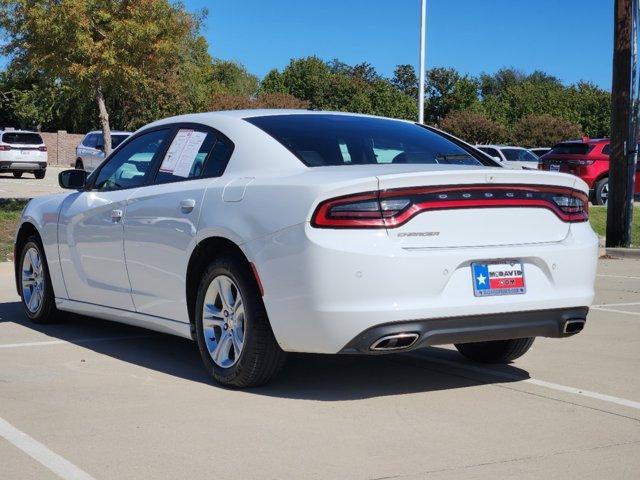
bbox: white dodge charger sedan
[14,110,598,387]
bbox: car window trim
[146,122,235,186]
[85,126,173,192]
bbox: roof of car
[476,144,528,150]
[0,129,41,134]
[85,130,132,135]
[143,109,417,130]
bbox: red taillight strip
[312,184,588,229]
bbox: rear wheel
[195,255,285,387]
[19,237,63,324]
[594,177,608,205]
[12,172,23,179]
[455,337,535,364]
[34,170,45,179]
[75,159,84,170]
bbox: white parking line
[591,307,640,316]
[597,274,640,280]
[592,301,640,308]
[0,417,95,480]
[0,335,151,349]
[413,354,640,411]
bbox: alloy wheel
[22,247,44,314]
[202,275,246,368]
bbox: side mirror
[95,143,104,152]
[58,169,87,190]
[492,156,502,161]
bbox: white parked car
[0,129,47,178]
[15,111,598,387]
[75,130,131,172]
[476,145,541,169]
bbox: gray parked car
[75,130,131,172]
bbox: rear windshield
[501,148,539,162]
[246,114,488,167]
[549,143,593,155]
[2,132,43,145]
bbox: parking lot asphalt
[0,258,639,480]
[0,166,67,198]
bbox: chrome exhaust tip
[370,333,419,351]
[563,319,585,335]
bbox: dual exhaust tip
[563,319,585,335]
[369,318,586,351]
[370,333,419,351]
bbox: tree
[211,60,259,96]
[440,110,508,144]
[0,0,211,154]
[209,92,309,111]
[392,64,418,99]
[511,114,583,147]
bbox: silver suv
[75,130,131,172]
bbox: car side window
[480,147,500,159]
[155,129,233,184]
[93,129,170,191]
[602,144,610,155]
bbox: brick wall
[40,131,85,166]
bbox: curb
[606,247,640,259]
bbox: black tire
[18,236,64,324]
[594,177,608,205]
[195,255,285,387]
[12,172,23,179]
[455,337,535,364]
[75,159,84,170]
[34,170,45,179]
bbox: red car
[539,138,640,205]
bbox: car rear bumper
[0,161,47,171]
[246,222,598,354]
[339,307,588,354]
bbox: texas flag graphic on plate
[471,261,526,297]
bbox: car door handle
[180,199,196,212]
[111,209,123,222]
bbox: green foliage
[440,110,509,145]
[211,60,259,96]
[392,64,418,98]
[0,0,215,138]
[260,56,417,120]
[512,114,583,148]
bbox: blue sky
[187,0,613,89]
[0,1,613,89]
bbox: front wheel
[75,159,84,170]
[19,237,63,323]
[594,177,608,205]
[34,170,45,179]
[12,172,23,179]
[455,337,535,364]
[195,255,286,387]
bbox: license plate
[471,261,526,297]
[550,164,560,172]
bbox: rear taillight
[312,185,589,229]
[38,146,47,152]
[0,145,10,151]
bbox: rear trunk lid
[376,167,581,248]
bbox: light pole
[418,0,427,124]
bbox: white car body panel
[15,110,598,354]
